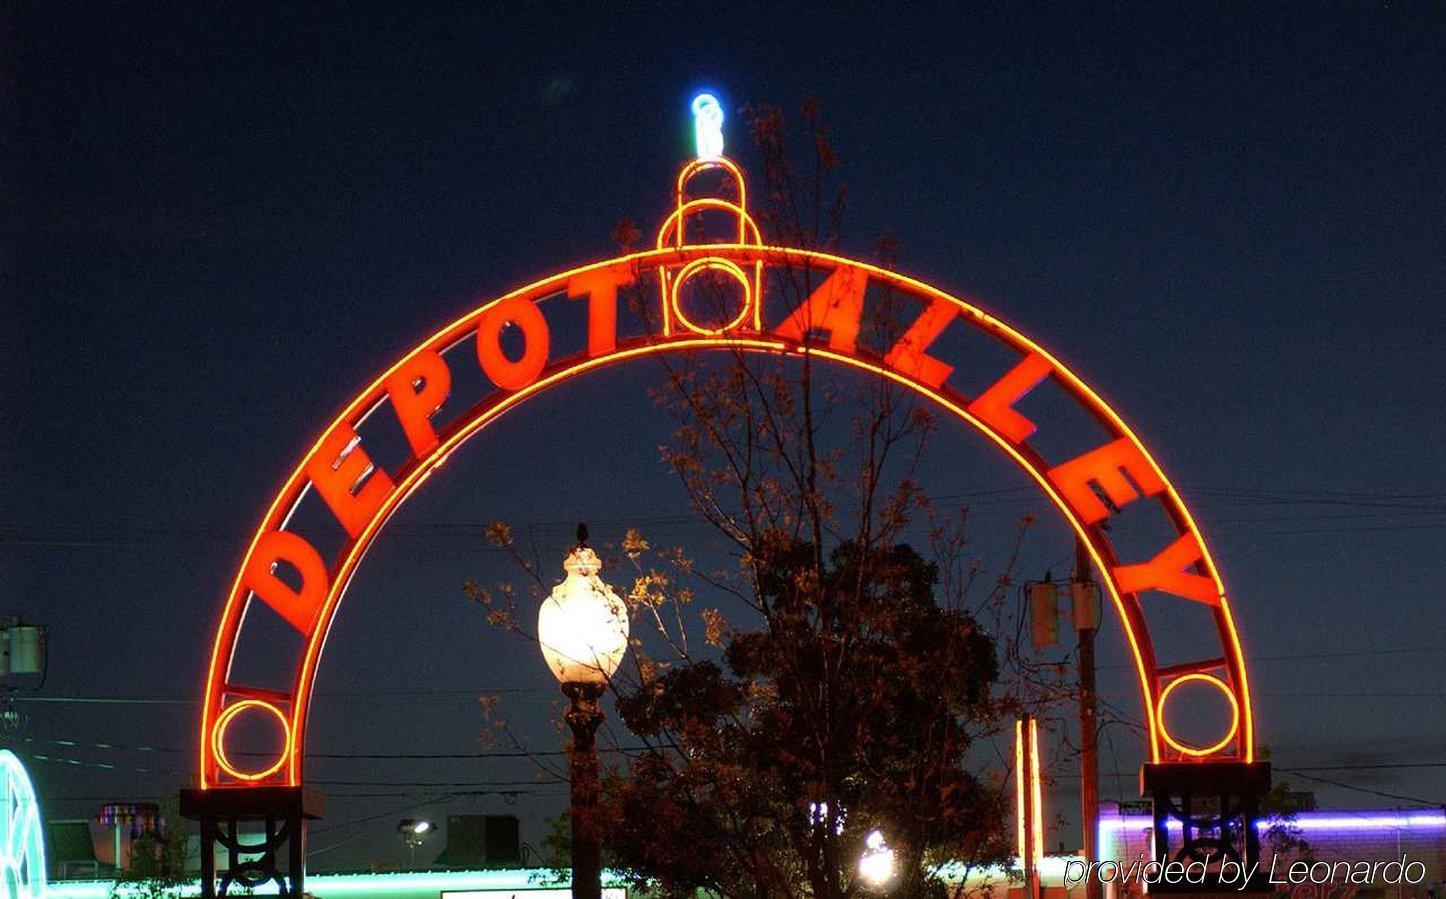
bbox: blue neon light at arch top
[692,93,725,160]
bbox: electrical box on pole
[0,617,48,731]
[1027,579,1060,648]
[0,619,47,679]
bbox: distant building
[431,815,522,869]
[46,819,103,881]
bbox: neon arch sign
[0,750,48,899]
[198,153,1256,790]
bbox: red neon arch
[199,167,1255,790]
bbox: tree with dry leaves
[467,101,1070,898]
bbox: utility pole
[1073,537,1103,899]
[538,526,629,899]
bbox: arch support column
[181,787,324,899]
[1141,761,1272,892]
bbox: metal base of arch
[1141,762,1272,892]
[180,787,323,899]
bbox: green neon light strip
[46,868,632,898]
[46,861,1081,897]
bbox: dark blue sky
[5,2,1443,869]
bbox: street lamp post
[537,524,629,899]
[563,682,605,899]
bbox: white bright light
[692,93,725,160]
[412,820,433,835]
[537,546,630,685]
[858,829,896,888]
[809,801,845,835]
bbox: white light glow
[692,93,725,160]
[858,829,896,888]
[537,547,630,685]
[809,800,846,835]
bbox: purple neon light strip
[1099,811,1446,837]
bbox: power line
[39,788,554,809]
[307,795,459,839]
[19,752,185,778]
[21,733,1446,779]
[7,485,1446,548]
[309,747,650,760]
[1280,770,1442,807]
[312,778,565,788]
[16,696,193,705]
[1284,762,1446,772]
[20,643,1442,708]
[1096,643,1443,671]
[15,690,558,711]
[12,735,652,761]
[1056,762,1446,780]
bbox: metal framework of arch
[0,751,48,899]
[196,158,1258,795]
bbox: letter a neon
[772,266,867,352]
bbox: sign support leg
[181,787,323,899]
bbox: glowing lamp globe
[858,830,896,888]
[538,545,630,686]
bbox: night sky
[6,3,1444,871]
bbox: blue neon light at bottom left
[0,750,48,899]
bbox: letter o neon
[211,699,292,782]
[669,257,754,336]
[476,297,550,391]
[1157,672,1241,757]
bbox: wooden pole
[1076,537,1103,899]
